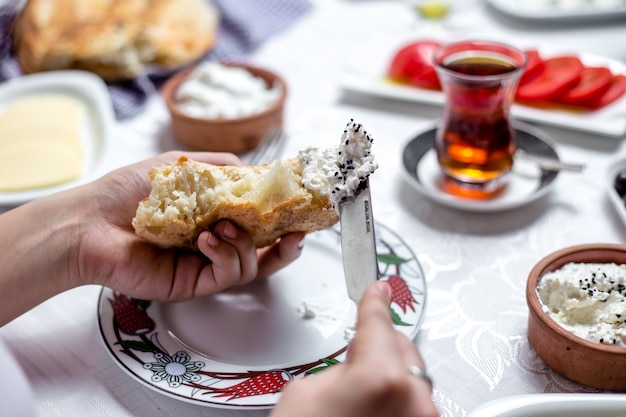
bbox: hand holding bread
[132,156,340,249]
[133,120,378,249]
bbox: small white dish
[468,393,626,417]
[607,156,626,227]
[340,36,626,137]
[98,223,427,409]
[402,123,560,212]
[0,70,115,206]
[487,0,626,23]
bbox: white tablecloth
[2,1,626,416]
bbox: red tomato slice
[556,66,612,104]
[519,49,545,86]
[387,40,441,90]
[586,74,626,110]
[516,55,584,102]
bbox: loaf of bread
[132,156,340,249]
[13,0,219,81]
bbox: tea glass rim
[433,39,528,81]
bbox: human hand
[71,151,305,302]
[270,281,439,417]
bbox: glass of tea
[433,40,527,199]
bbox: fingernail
[374,281,392,301]
[223,221,238,239]
[296,238,305,250]
[206,232,218,248]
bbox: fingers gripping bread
[132,156,339,249]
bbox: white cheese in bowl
[174,62,282,119]
[298,119,378,212]
[537,262,626,348]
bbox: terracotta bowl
[526,243,626,391]
[162,62,287,153]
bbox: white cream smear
[296,296,353,340]
[298,119,378,213]
[174,62,282,119]
[538,262,626,347]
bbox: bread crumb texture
[13,0,219,81]
[132,157,339,249]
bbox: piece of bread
[132,156,340,249]
[13,0,219,81]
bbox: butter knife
[339,178,379,305]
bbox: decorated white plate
[339,35,626,138]
[401,122,561,212]
[467,393,626,417]
[0,70,115,206]
[97,223,427,409]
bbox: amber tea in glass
[433,41,527,198]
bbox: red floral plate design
[97,223,427,409]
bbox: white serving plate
[0,70,115,206]
[468,393,626,417]
[339,35,626,138]
[487,0,626,23]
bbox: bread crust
[132,156,339,249]
[13,0,219,81]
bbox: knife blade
[339,178,379,305]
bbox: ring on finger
[408,365,433,392]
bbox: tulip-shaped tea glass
[433,40,527,199]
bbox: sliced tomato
[387,40,441,90]
[519,49,545,86]
[586,74,626,110]
[516,55,584,102]
[556,66,613,105]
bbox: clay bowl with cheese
[162,61,287,153]
[526,243,626,391]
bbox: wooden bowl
[162,62,286,153]
[526,243,626,391]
